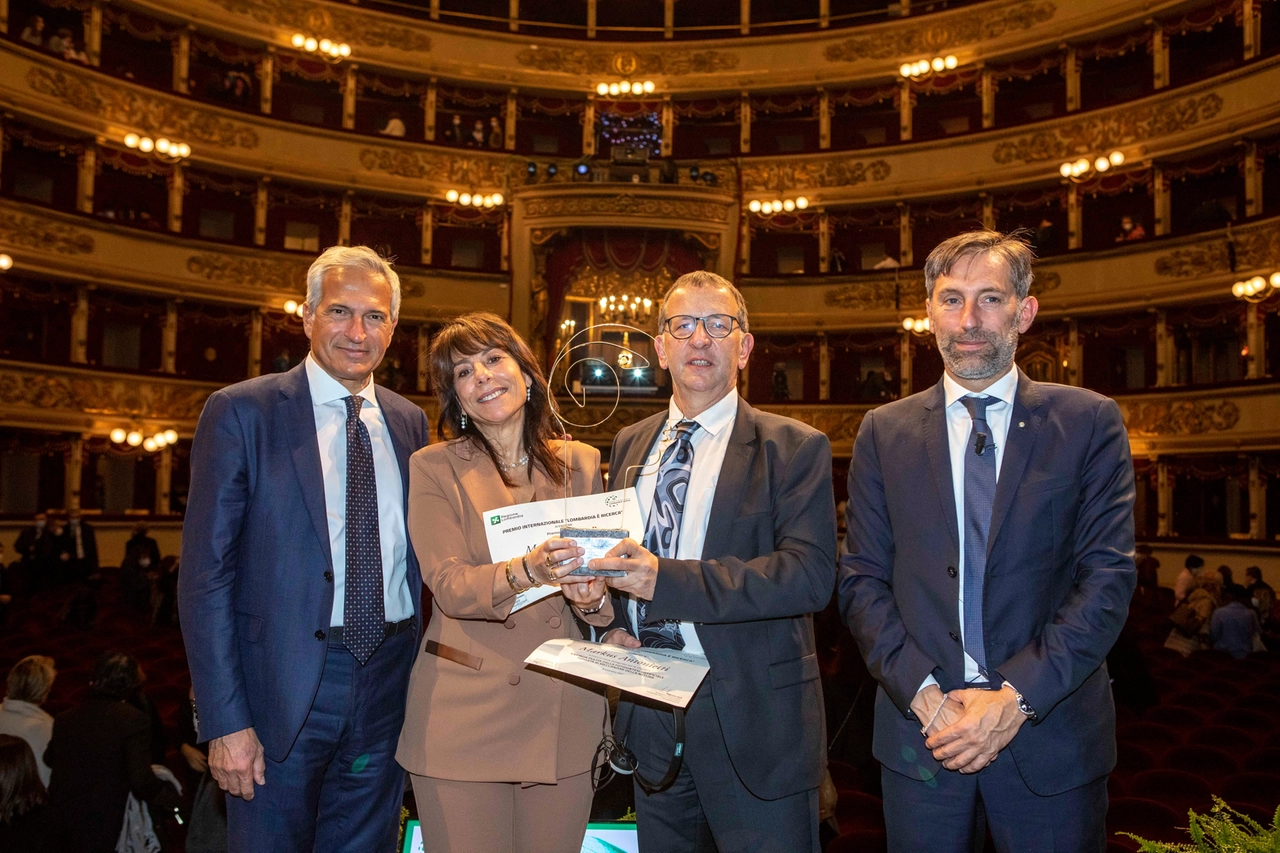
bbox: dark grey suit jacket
[604,395,837,801]
[839,370,1136,796]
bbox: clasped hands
[527,536,609,610]
[911,683,1026,774]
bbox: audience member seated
[488,116,502,148]
[378,111,406,138]
[19,16,45,48]
[1165,566,1222,656]
[1211,584,1265,659]
[0,735,67,853]
[1116,214,1147,242]
[0,656,57,786]
[1174,554,1205,605]
[44,650,181,852]
[212,71,253,108]
[444,113,464,145]
[468,118,486,147]
[1033,218,1061,254]
[1219,565,1248,603]
[119,523,160,616]
[1246,566,1274,627]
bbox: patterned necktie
[960,395,997,680]
[637,420,700,650]
[344,395,385,665]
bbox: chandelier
[595,80,656,97]
[900,55,957,79]
[1232,272,1280,302]
[597,294,653,323]
[291,33,350,63]
[749,197,809,215]
[902,316,931,335]
[445,189,504,208]
[1059,151,1125,182]
[110,427,179,453]
[124,134,190,162]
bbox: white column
[1153,166,1170,237]
[172,28,191,94]
[818,334,830,401]
[738,215,751,275]
[1155,309,1171,387]
[740,0,750,34]
[248,309,263,378]
[430,0,440,19]
[338,192,353,246]
[85,2,101,67]
[259,50,274,114]
[1246,303,1264,380]
[254,178,269,246]
[898,79,912,141]
[0,0,8,34]
[509,0,519,31]
[420,204,433,265]
[1064,48,1080,112]
[819,0,830,28]
[1245,0,1262,59]
[1249,456,1266,539]
[76,147,95,214]
[1245,142,1262,217]
[1066,184,1081,250]
[65,437,83,512]
[739,93,751,154]
[1157,460,1172,537]
[818,88,831,150]
[167,164,184,234]
[342,64,358,130]
[1066,319,1082,386]
[505,89,518,150]
[981,194,995,230]
[664,0,674,38]
[155,446,173,515]
[71,287,89,364]
[980,70,996,129]
[1152,25,1169,90]
[586,0,597,37]
[818,209,831,273]
[898,204,912,267]
[161,301,177,373]
[423,78,438,141]
[898,330,913,398]
[661,95,674,157]
[582,96,596,156]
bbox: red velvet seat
[1128,769,1214,816]
[1116,722,1183,755]
[1215,708,1272,731]
[1167,690,1223,712]
[1114,742,1157,778]
[1105,797,1185,846]
[1188,725,1259,753]
[1161,744,1239,782]
[1243,747,1280,773]
[825,828,887,853]
[1141,705,1205,728]
[1193,678,1243,699]
[1220,772,1280,807]
[833,790,884,830]
[826,759,861,793]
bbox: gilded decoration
[514,47,738,76]
[1154,221,1280,278]
[0,369,212,421]
[25,67,260,150]
[823,268,1058,310]
[570,268,674,303]
[759,406,868,444]
[358,148,513,187]
[741,159,890,193]
[202,0,431,51]
[185,253,310,288]
[522,194,729,223]
[1124,400,1240,436]
[993,94,1223,165]
[824,1,1055,63]
[0,211,95,255]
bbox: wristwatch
[1003,681,1038,721]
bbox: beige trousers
[410,771,594,853]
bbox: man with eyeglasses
[587,270,836,852]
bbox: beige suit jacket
[396,438,612,784]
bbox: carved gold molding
[203,0,432,52]
[515,47,738,76]
[742,159,890,194]
[1124,400,1240,436]
[993,93,1223,165]
[0,210,95,255]
[569,268,674,303]
[358,147,513,187]
[25,67,260,150]
[0,365,215,422]
[1154,220,1280,278]
[824,0,1056,62]
[523,194,730,223]
[186,253,310,289]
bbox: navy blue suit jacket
[178,363,429,760]
[839,370,1135,796]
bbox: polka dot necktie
[636,420,700,650]
[345,395,384,665]
[960,395,997,680]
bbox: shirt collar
[666,388,738,438]
[943,365,1018,411]
[305,353,378,409]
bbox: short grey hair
[6,656,56,705]
[656,270,750,333]
[305,245,402,321]
[923,230,1035,301]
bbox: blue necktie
[637,420,700,650]
[344,396,384,665]
[960,396,997,680]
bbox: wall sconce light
[900,55,958,78]
[749,197,809,215]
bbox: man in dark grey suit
[589,271,836,853]
[840,231,1136,852]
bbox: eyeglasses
[662,314,740,340]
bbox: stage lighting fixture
[546,163,558,177]
[527,162,538,176]
[689,166,700,180]
[576,163,590,175]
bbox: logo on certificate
[490,514,501,525]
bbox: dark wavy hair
[0,735,46,824]
[90,651,143,701]
[429,312,567,488]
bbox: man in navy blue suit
[179,245,429,852]
[840,231,1136,852]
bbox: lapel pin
[1018,421,1026,428]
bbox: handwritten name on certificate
[525,638,711,708]
[484,489,644,613]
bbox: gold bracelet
[522,554,541,587]
[578,589,608,615]
[504,558,520,592]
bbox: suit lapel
[701,398,756,561]
[987,370,1044,557]
[922,381,959,554]
[281,365,333,571]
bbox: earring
[460,412,467,430]
[527,385,532,402]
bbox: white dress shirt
[920,366,1018,693]
[630,389,740,658]
[0,699,54,786]
[305,355,415,627]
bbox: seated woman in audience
[0,656,57,787]
[44,651,180,852]
[1165,566,1223,656]
[397,312,612,853]
[0,734,66,853]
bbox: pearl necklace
[499,452,530,471]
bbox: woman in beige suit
[397,312,612,853]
